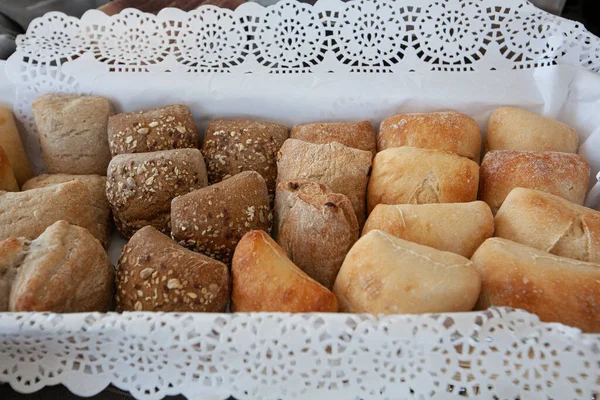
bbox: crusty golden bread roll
[472,237,600,333]
[378,111,481,161]
[0,106,33,185]
[0,145,18,192]
[290,121,376,157]
[363,201,494,258]
[367,147,479,213]
[333,230,481,314]
[479,150,590,213]
[116,226,229,312]
[0,237,22,311]
[495,188,600,263]
[6,220,114,312]
[231,230,338,312]
[486,107,578,153]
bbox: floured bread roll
[291,121,376,157]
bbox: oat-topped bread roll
[333,230,481,314]
[367,147,479,213]
[479,150,590,213]
[232,230,338,312]
[378,111,481,161]
[106,148,207,238]
[108,104,199,157]
[5,221,114,312]
[23,174,111,247]
[363,201,493,258]
[472,238,600,333]
[0,106,33,186]
[0,145,18,192]
[275,179,359,289]
[116,226,229,312]
[201,119,288,200]
[495,188,600,263]
[32,94,112,175]
[277,139,372,227]
[486,107,578,153]
[0,180,99,242]
[290,121,376,157]
[171,171,271,264]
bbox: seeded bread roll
[486,107,579,153]
[201,119,288,200]
[32,94,112,175]
[277,139,372,227]
[275,179,359,289]
[0,106,33,186]
[363,201,494,258]
[106,148,208,238]
[0,180,100,242]
[479,150,590,213]
[378,111,481,161]
[290,121,376,157]
[171,171,271,264]
[232,230,338,312]
[116,226,229,312]
[6,220,114,312]
[333,230,481,314]
[367,147,479,213]
[108,105,199,156]
[0,145,18,192]
[23,174,111,247]
[472,238,600,333]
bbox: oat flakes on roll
[116,226,229,312]
[290,121,376,157]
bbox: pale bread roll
[495,188,600,263]
[367,147,479,213]
[472,237,600,333]
[378,111,481,161]
[0,145,18,192]
[0,106,33,186]
[333,230,481,314]
[479,150,590,213]
[290,121,376,157]
[363,201,494,258]
[486,107,578,153]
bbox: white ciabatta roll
[363,201,494,258]
[333,230,481,314]
[495,188,600,263]
[486,107,578,153]
[367,147,479,213]
[479,150,590,213]
[472,237,600,333]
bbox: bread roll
[201,119,288,200]
[495,188,600,263]
[472,237,600,333]
[7,220,114,312]
[333,230,481,314]
[0,237,23,311]
[0,106,33,185]
[231,230,338,312]
[486,107,578,153]
[108,104,199,156]
[363,201,493,258]
[367,147,479,213]
[277,139,372,227]
[116,226,229,312]
[378,111,481,161]
[32,94,112,175]
[479,150,590,213]
[106,148,208,238]
[0,145,18,192]
[290,121,376,157]
[275,180,359,289]
[0,180,99,242]
[23,174,111,247]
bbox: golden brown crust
[0,145,18,192]
[108,105,199,156]
[472,237,600,333]
[116,226,229,312]
[479,150,590,213]
[0,237,27,311]
[378,111,482,161]
[0,106,33,186]
[231,230,338,312]
[290,121,376,157]
[485,107,579,153]
[367,147,479,213]
[171,171,271,264]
